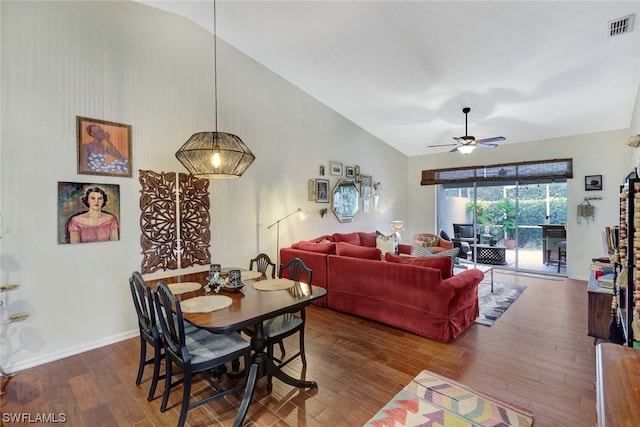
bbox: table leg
[234,320,318,426]
[233,362,258,427]
[490,268,494,293]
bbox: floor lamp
[268,208,307,269]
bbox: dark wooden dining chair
[249,253,276,278]
[242,257,312,392]
[153,282,252,427]
[129,271,164,401]
[270,258,312,391]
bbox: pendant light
[175,0,255,179]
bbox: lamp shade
[391,220,404,232]
[176,131,255,179]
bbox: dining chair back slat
[250,253,276,278]
[279,257,312,283]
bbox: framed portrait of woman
[58,182,121,244]
[77,116,132,177]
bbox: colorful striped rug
[365,370,534,427]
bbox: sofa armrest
[438,238,454,250]
[444,268,484,291]
[442,268,483,314]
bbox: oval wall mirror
[332,179,359,223]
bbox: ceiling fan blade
[475,136,505,144]
[428,143,458,148]
[476,143,498,149]
[449,147,460,153]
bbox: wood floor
[1,272,598,426]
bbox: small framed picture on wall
[330,161,343,176]
[316,179,329,203]
[585,175,602,191]
[345,166,355,178]
[360,175,372,198]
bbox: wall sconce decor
[320,208,328,217]
[354,165,362,183]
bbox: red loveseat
[280,232,483,342]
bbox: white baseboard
[3,329,139,373]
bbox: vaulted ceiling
[139,1,640,157]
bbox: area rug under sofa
[365,370,534,427]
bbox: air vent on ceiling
[609,14,634,36]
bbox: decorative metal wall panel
[139,170,210,274]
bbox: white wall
[0,1,407,371]
[408,130,635,280]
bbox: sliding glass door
[437,180,567,274]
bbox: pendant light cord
[213,0,218,133]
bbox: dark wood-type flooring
[1,272,599,426]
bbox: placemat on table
[241,270,263,280]
[168,282,202,295]
[253,278,295,291]
[180,295,232,313]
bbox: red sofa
[280,232,484,342]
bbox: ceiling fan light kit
[429,107,505,154]
[457,145,475,155]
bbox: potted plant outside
[495,198,517,249]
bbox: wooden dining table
[146,269,327,427]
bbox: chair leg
[278,341,286,358]
[135,337,146,385]
[148,343,162,401]
[299,329,307,366]
[267,343,274,393]
[160,357,172,412]
[177,367,192,427]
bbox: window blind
[421,158,573,186]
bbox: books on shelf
[590,257,616,290]
[597,273,615,289]
[602,225,619,255]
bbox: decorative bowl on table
[220,281,245,292]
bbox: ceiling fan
[429,107,505,154]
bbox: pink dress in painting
[67,215,119,243]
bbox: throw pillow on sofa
[332,232,361,246]
[296,241,337,255]
[376,231,398,255]
[385,252,453,279]
[359,231,377,247]
[415,235,439,247]
[413,245,459,260]
[336,242,382,260]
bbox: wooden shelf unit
[587,272,614,344]
[618,174,638,347]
